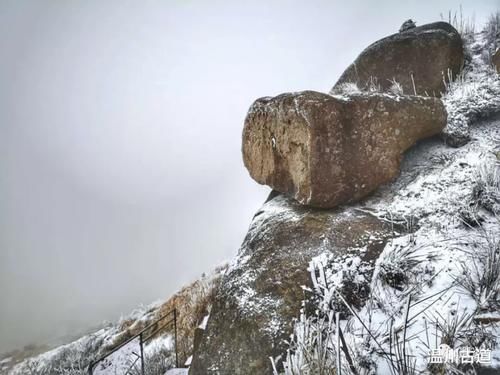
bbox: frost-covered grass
[6,265,226,374]
[126,336,176,375]
[441,24,500,147]
[334,79,404,96]
[442,68,500,146]
[484,12,499,58]
[275,260,433,375]
[10,332,105,375]
[271,313,337,375]
[472,160,500,214]
[455,227,500,311]
[307,252,374,319]
[335,82,363,96]
[377,237,436,292]
[273,257,370,375]
[441,7,476,38]
[457,159,500,226]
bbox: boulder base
[189,195,393,375]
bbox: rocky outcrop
[189,195,393,375]
[332,22,464,97]
[493,48,500,72]
[242,91,446,208]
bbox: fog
[0,0,497,353]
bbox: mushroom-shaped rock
[242,91,446,208]
[332,21,464,97]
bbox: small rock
[399,19,416,32]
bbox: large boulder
[242,91,446,208]
[189,195,393,375]
[332,22,464,97]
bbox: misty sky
[0,0,498,353]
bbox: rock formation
[242,91,446,208]
[188,20,461,375]
[189,195,393,374]
[332,22,464,97]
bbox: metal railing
[89,309,178,375]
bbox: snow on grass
[348,119,499,372]
[455,227,500,311]
[7,303,178,375]
[442,28,500,146]
[6,263,227,374]
[0,358,12,375]
[144,335,173,357]
[9,329,108,375]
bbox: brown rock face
[332,22,464,97]
[242,91,446,208]
[493,48,500,73]
[189,195,393,375]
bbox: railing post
[140,332,145,375]
[174,309,179,368]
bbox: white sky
[0,0,498,352]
